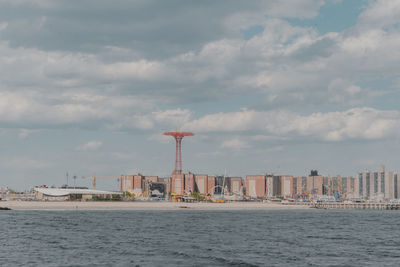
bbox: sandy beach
[1,201,311,211]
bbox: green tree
[123,191,135,201]
[190,192,205,201]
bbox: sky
[1,0,400,191]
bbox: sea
[1,209,400,266]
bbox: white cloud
[102,60,166,81]
[184,108,400,141]
[152,109,192,128]
[358,0,400,28]
[18,129,39,139]
[77,141,103,151]
[223,0,324,33]
[0,5,398,116]
[114,108,192,132]
[0,1,398,136]
[0,22,7,31]
[221,137,250,150]
[0,83,194,133]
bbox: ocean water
[1,209,400,266]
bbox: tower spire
[163,130,194,175]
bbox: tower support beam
[164,131,194,175]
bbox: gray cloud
[0,0,323,58]
[0,0,398,136]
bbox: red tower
[163,130,194,175]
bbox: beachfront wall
[246,175,266,199]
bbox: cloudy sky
[1,0,400,190]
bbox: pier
[311,203,400,210]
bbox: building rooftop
[35,187,122,197]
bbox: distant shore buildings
[112,131,400,201]
[119,166,399,201]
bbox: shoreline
[0,201,311,211]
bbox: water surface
[1,210,399,266]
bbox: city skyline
[118,164,399,201]
[1,0,400,190]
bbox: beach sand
[1,201,311,211]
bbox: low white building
[34,187,122,201]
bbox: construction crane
[81,173,120,190]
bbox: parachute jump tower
[163,130,194,175]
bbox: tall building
[246,175,266,198]
[145,176,158,183]
[386,172,395,199]
[184,173,195,194]
[295,176,307,196]
[281,176,294,198]
[120,175,133,192]
[158,177,171,196]
[230,177,243,195]
[266,175,281,197]
[356,166,399,200]
[214,176,231,195]
[207,176,215,196]
[194,174,208,195]
[133,175,144,190]
[120,174,145,192]
[343,176,356,198]
[306,175,324,197]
